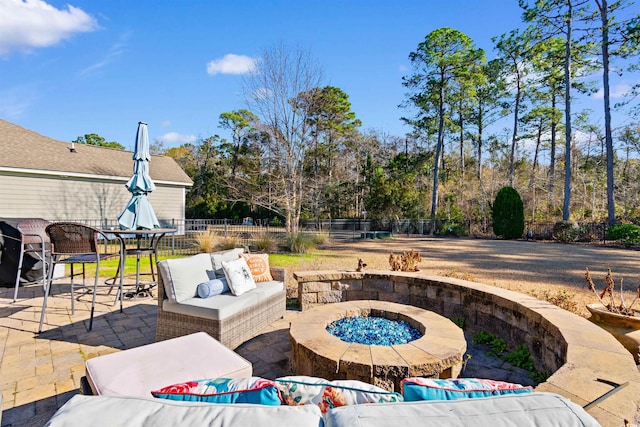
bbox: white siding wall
[0,173,185,224]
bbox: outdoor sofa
[66,331,600,427]
[47,383,600,426]
[155,248,286,349]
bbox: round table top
[102,228,176,235]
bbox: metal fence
[70,218,613,258]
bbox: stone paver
[0,280,547,427]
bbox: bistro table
[102,228,176,312]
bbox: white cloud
[160,120,171,127]
[159,132,196,144]
[206,53,256,76]
[0,0,98,55]
[593,84,631,100]
[79,31,130,76]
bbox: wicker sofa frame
[156,267,286,349]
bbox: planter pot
[587,303,640,363]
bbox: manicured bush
[607,223,640,247]
[491,186,524,239]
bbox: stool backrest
[46,222,100,255]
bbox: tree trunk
[477,100,484,182]
[431,79,446,218]
[562,3,573,221]
[509,70,521,187]
[549,97,557,211]
[459,103,465,180]
[597,0,616,226]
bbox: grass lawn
[66,252,319,278]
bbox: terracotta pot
[587,303,640,363]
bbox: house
[0,119,192,227]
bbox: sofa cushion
[240,253,274,282]
[401,377,533,401]
[85,332,252,396]
[152,377,281,405]
[324,392,600,427]
[276,376,402,413]
[45,395,324,427]
[197,278,230,298]
[222,257,257,296]
[163,281,284,321]
[158,253,215,303]
[211,248,244,278]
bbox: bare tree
[242,43,324,234]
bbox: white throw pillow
[222,257,257,296]
[211,248,244,278]
[162,253,215,302]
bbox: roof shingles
[0,119,192,185]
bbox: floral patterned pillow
[151,377,281,405]
[275,376,403,413]
[401,377,533,401]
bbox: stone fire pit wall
[294,270,640,427]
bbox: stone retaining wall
[294,270,640,427]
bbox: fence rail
[66,218,613,258]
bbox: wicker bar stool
[11,218,51,302]
[38,222,118,333]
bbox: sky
[0,0,635,152]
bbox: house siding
[0,172,185,224]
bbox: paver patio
[1,237,639,426]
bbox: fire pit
[289,300,466,392]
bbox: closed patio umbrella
[117,122,160,230]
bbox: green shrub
[504,344,534,371]
[436,221,466,237]
[553,221,580,242]
[269,217,284,227]
[491,186,524,239]
[607,223,640,246]
[472,331,506,357]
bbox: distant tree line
[102,1,640,235]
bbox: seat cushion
[158,254,215,303]
[324,392,600,427]
[85,332,252,396]
[45,395,324,427]
[163,281,284,321]
[210,248,244,278]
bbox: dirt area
[285,236,640,318]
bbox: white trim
[0,166,192,187]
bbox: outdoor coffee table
[289,300,466,392]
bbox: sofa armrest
[270,267,286,284]
[157,270,167,306]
